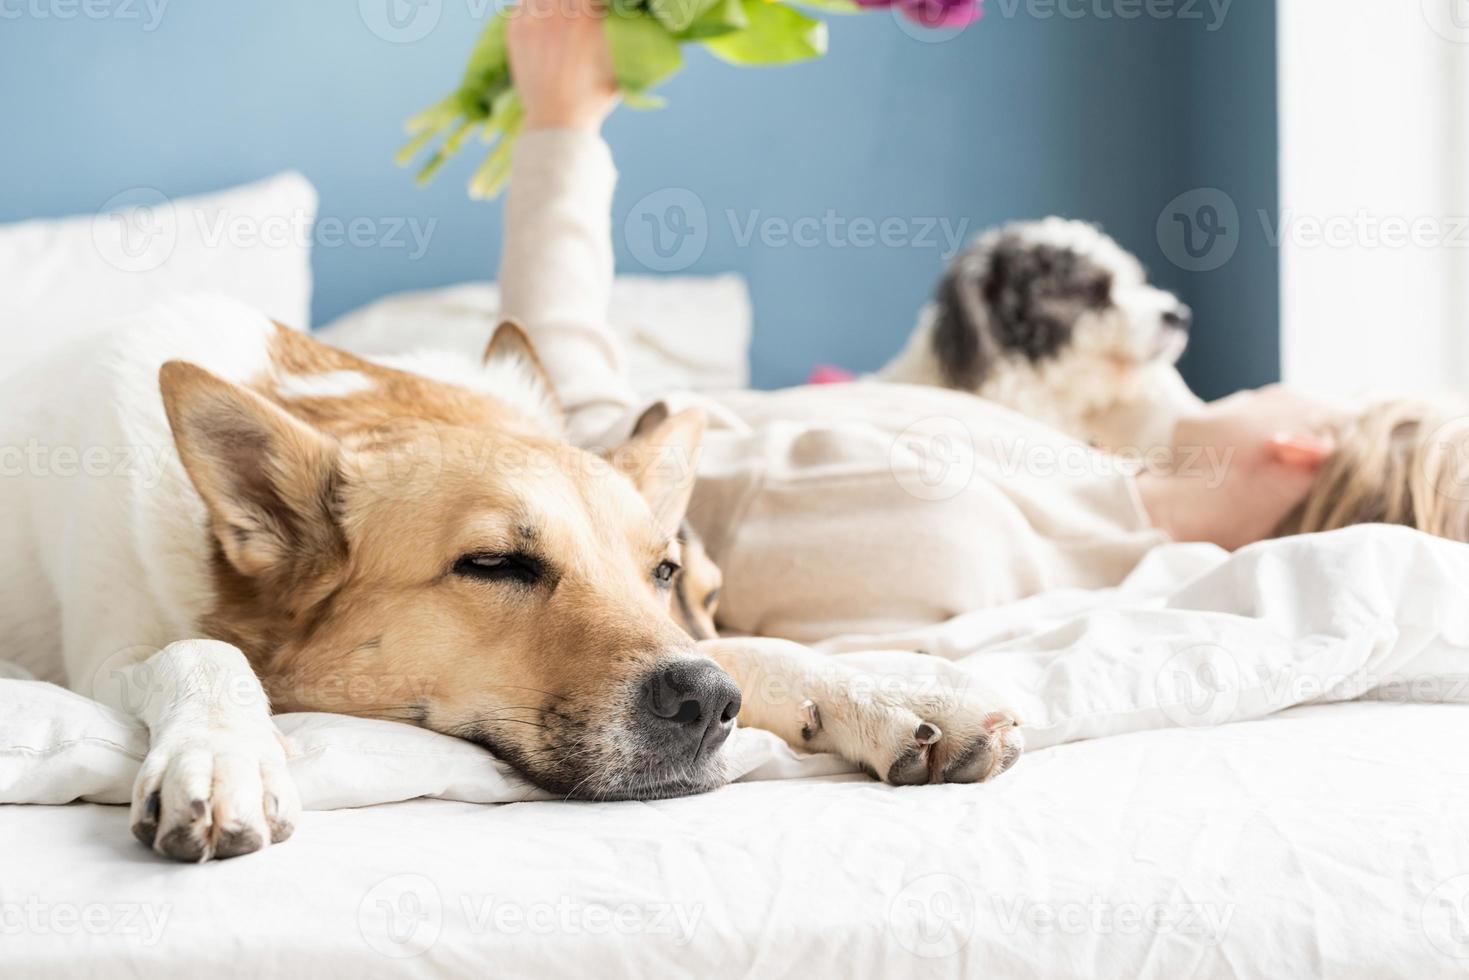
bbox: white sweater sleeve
[500,128,638,447]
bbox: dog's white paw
[800,681,1022,787]
[130,723,300,862]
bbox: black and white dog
[880,218,1202,450]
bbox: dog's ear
[614,404,706,539]
[630,400,670,439]
[484,318,561,413]
[159,360,346,581]
[930,248,1000,392]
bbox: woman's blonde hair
[1278,399,1469,542]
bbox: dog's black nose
[637,660,741,761]
[1163,304,1193,332]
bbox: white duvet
[4,524,1469,977]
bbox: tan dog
[617,402,722,642]
[2,295,1019,863]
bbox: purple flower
[854,0,982,28]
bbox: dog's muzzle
[636,659,741,767]
[1162,303,1193,334]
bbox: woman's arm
[500,0,637,447]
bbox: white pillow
[0,675,820,808]
[0,172,316,378]
[317,275,752,394]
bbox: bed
[5,181,1467,978]
[5,525,1469,978]
[5,697,1467,979]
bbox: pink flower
[854,0,982,29]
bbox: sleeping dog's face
[927,218,1190,432]
[160,323,738,801]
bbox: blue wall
[0,0,1275,394]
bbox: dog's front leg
[99,639,300,862]
[700,637,1022,786]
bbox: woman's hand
[507,0,619,131]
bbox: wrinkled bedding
[4,525,1469,977]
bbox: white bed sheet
[3,699,1467,979]
[5,524,1469,977]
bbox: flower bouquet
[398,0,982,198]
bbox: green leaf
[459,13,510,91]
[704,0,828,65]
[605,7,685,92]
[676,0,749,39]
[468,91,525,199]
[647,0,724,32]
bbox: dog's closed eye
[452,552,545,586]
